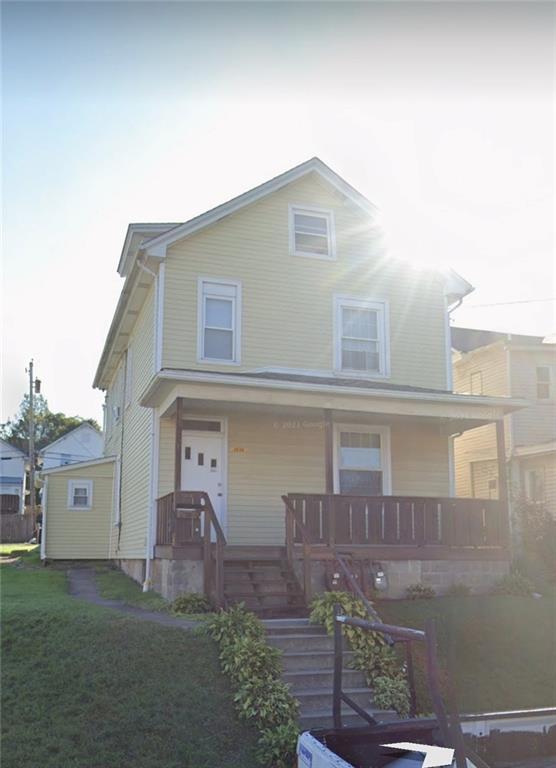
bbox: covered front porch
[142,371,521,607]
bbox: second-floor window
[536,366,551,399]
[289,206,335,260]
[198,279,241,364]
[334,296,389,377]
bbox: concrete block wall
[382,559,509,598]
[151,558,204,601]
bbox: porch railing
[156,490,226,607]
[283,492,509,603]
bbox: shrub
[446,582,471,597]
[492,571,535,597]
[515,496,556,583]
[171,592,213,614]
[309,591,409,716]
[205,605,299,767]
[406,583,436,600]
[373,675,411,718]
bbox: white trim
[67,479,93,510]
[117,222,180,277]
[182,415,228,536]
[142,369,528,413]
[288,204,336,261]
[448,436,456,495]
[444,298,453,392]
[143,157,377,258]
[144,408,159,590]
[40,477,48,560]
[38,423,101,456]
[513,441,556,458]
[41,455,117,475]
[332,423,392,495]
[155,262,165,373]
[196,277,242,365]
[124,346,133,409]
[333,295,391,379]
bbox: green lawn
[1,554,259,768]
[379,594,556,714]
[95,566,171,612]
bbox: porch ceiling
[143,369,527,434]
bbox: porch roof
[140,368,527,431]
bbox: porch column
[174,397,183,493]
[495,418,508,506]
[324,409,334,494]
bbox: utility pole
[26,361,41,518]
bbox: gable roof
[39,422,101,456]
[141,157,378,258]
[0,438,26,457]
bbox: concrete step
[296,687,374,714]
[264,620,326,637]
[283,668,366,692]
[268,633,334,652]
[280,650,356,672]
[299,707,400,731]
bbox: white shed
[40,423,103,471]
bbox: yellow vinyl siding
[115,285,155,559]
[44,462,115,559]
[510,349,556,448]
[158,410,449,546]
[162,173,449,391]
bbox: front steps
[265,618,399,730]
[223,558,306,618]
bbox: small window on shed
[67,480,93,510]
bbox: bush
[172,592,213,614]
[406,584,436,600]
[492,571,535,597]
[309,591,409,716]
[205,605,299,767]
[373,675,410,717]
[515,497,556,583]
[446,582,471,597]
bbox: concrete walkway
[67,568,200,629]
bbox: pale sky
[2,1,554,425]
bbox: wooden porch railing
[156,490,226,608]
[283,492,509,603]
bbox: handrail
[282,494,314,603]
[333,610,466,768]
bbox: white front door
[181,429,226,531]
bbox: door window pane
[339,431,381,469]
[339,470,382,495]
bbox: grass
[1,553,260,768]
[95,567,171,612]
[0,542,38,556]
[379,593,556,714]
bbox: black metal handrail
[333,609,468,768]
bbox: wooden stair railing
[282,494,315,604]
[156,491,227,608]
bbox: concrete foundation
[118,558,145,585]
[151,558,204,601]
[381,559,509,598]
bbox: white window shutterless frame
[197,279,242,364]
[334,296,390,377]
[333,424,392,496]
[289,205,336,260]
[67,479,93,510]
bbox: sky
[2,1,554,426]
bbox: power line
[461,298,556,309]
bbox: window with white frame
[335,425,391,495]
[536,366,551,399]
[334,296,389,376]
[67,480,93,510]
[289,206,335,260]
[198,279,241,363]
[525,468,545,503]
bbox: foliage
[2,552,260,768]
[0,394,100,454]
[492,571,535,597]
[309,591,409,716]
[406,583,436,600]
[515,496,556,583]
[446,582,471,597]
[172,592,213,615]
[205,605,299,767]
[373,675,410,717]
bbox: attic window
[289,206,335,260]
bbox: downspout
[448,431,463,497]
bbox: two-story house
[39,423,103,471]
[40,158,524,610]
[452,327,556,516]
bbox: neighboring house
[0,438,26,514]
[40,423,103,471]
[452,327,556,516]
[41,158,525,609]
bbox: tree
[0,395,100,454]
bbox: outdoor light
[34,378,41,393]
[371,561,388,591]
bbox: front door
[334,424,391,495]
[181,427,225,532]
